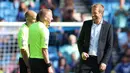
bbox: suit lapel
[88,20,93,43]
[98,20,105,42]
[97,20,105,62]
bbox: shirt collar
[38,21,46,27]
[93,19,103,26]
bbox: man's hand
[27,68,31,73]
[48,66,54,73]
[100,63,106,71]
[82,52,89,60]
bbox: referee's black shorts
[19,58,28,73]
[29,58,48,73]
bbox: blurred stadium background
[0,0,130,73]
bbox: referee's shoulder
[29,22,38,28]
[18,24,25,32]
[17,24,26,36]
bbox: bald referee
[29,9,53,73]
[18,10,37,73]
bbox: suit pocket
[99,41,106,50]
[101,35,106,42]
[100,29,108,42]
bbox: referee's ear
[44,17,48,21]
[36,13,40,21]
[25,17,28,21]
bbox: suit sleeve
[102,25,113,65]
[77,21,86,55]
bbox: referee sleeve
[40,28,49,49]
[18,29,27,49]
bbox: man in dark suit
[77,4,113,73]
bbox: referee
[29,9,53,73]
[17,10,37,73]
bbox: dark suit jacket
[77,20,113,65]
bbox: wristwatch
[46,63,52,68]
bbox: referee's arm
[18,30,30,68]
[21,49,30,67]
[42,48,50,63]
[40,29,50,64]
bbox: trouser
[19,58,28,73]
[79,55,105,73]
[29,58,48,73]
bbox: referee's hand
[27,68,31,73]
[48,66,54,73]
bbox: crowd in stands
[0,0,130,73]
[0,0,129,27]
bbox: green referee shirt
[29,22,49,59]
[18,24,29,58]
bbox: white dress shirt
[88,20,103,56]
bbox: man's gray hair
[91,4,104,15]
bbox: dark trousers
[29,58,48,73]
[79,55,104,73]
[19,58,28,73]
